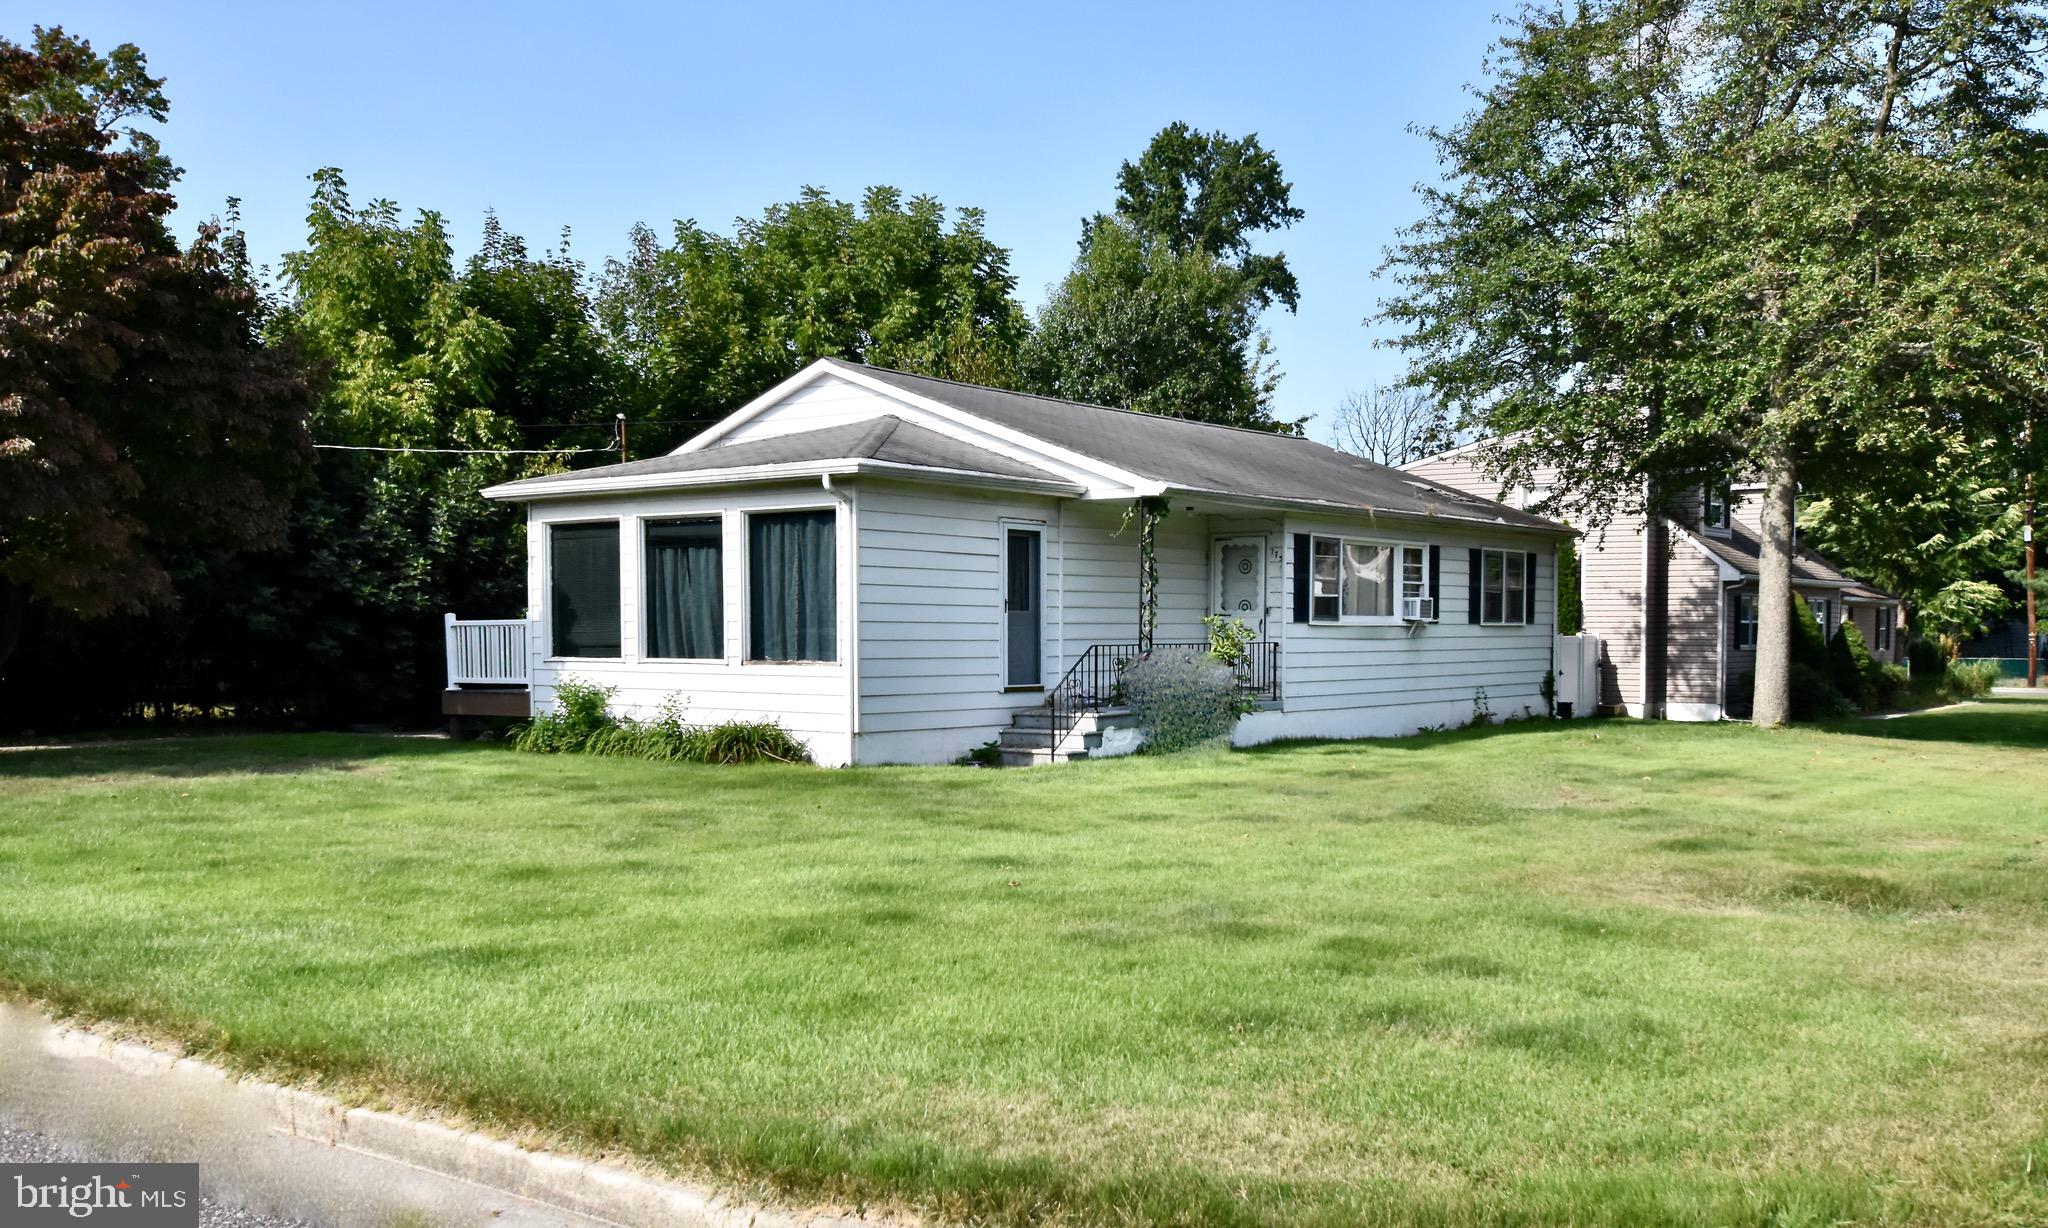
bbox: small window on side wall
[1473,547,1531,626]
[1736,591,1758,650]
[549,522,621,658]
[1704,487,1732,532]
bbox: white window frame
[1807,596,1830,635]
[1736,590,1758,650]
[639,513,726,664]
[1703,487,1732,536]
[1478,547,1529,627]
[1308,535,1426,625]
[1873,612,1892,652]
[542,516,626,663]
[741,504,842,666]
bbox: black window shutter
[1291,533,1310,622]
[1427,545,1441,622]
[1525,552,1539,623]
[1468,548,1482,624]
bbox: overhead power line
[312,443,613,455]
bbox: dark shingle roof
[843,362,1564,532]
[489,415,1072,496]
[1689,524,1884,591]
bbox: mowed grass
[2,701,2047,1227]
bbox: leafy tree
[597,186,1030,421]
[459,213,623,442]
[1023,125,1305,431]
[0,27,311,668]
[265,170,571,720]
[1379,0,2048,726]
[1115,122,1305,310]
[1917,579,2010,659]
[1021,216,1289,429]
[1802,435,2023,613]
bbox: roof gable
[485,415,1079,500]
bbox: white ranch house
[444,359,1576,765]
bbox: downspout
[823,475,859,756]
[1055,500,1066,682]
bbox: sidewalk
[0,1001,885,1228]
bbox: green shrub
[1869,663,1910,711]
[1789,594,1830,671]
[1906,638,1944,678]
[1730,662,1854,721]
[1202,613,1258,668]
[1827,623,1870,698]
[510,678,617,753]
[1788,662,1855,720]
[1125,651,1243,754]
[1942,659,2002,701]
[687,720,812,764]
[512,685,812,765]
[953,738,1003,768]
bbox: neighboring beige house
[1404,441,1904,720]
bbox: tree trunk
[1752,455,1799,726]
[1643,498,1669,719]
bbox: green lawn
[3,701,2047,1227]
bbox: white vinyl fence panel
[1554,632,1601,717]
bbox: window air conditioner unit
[1400,596,1434,622]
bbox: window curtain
[749,510,836,661]
[550,522,621,657]
[646,519,722,659]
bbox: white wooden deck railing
[444,614,533,688]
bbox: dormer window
[1703,487,1732,535]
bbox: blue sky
[30,1,1503,439]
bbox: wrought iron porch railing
[1041,640,1280,756]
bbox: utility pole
[616,413,628,464]
[2028,472,2037,688]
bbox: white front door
[1212,536,1266,636]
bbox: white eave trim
[483,458,1087,502]
[1151,486,1575,538]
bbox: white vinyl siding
[524,485,854,766]
[1277,517,1555,728]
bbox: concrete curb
[3,1003,897,1228]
